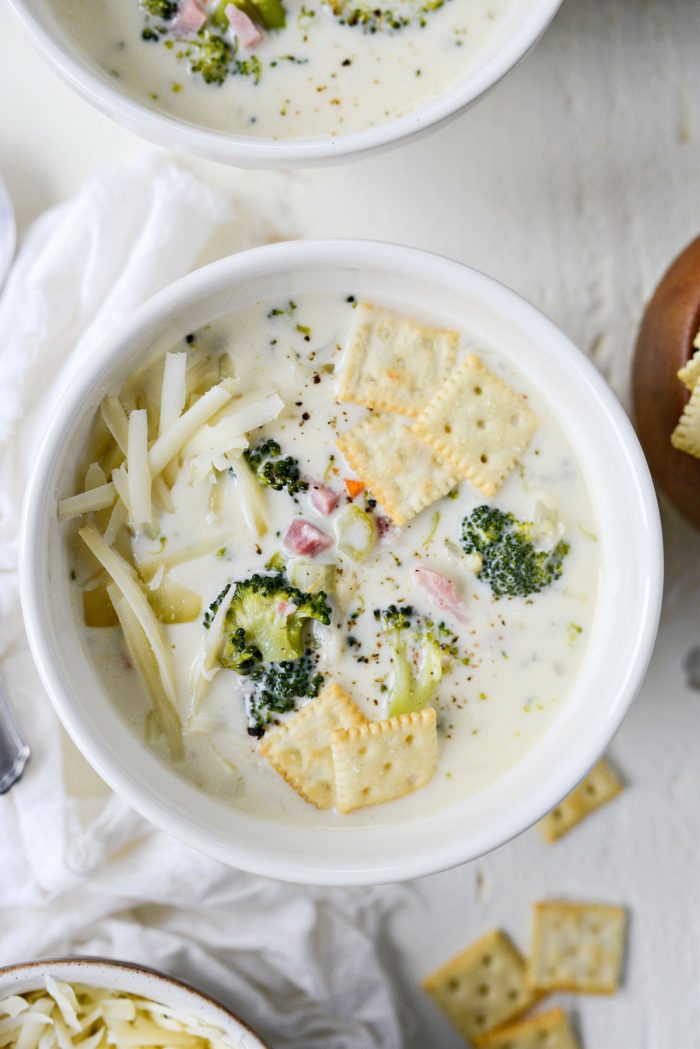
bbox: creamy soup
[61,292,599,827]
[54,0,515,139]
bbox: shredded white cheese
[0,981,246,1049]
[100,395,129,454]
[127,409,152,528]
[188,581,237,720]
[57,483,116,521]
[227,453,268,538]
[148,378,236,478]
[108,583,184,758]
[78,523,178,706]
[159,351,188,438]
[181,390,282,458]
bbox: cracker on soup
[412,353,537,496]
[331,707,437,813]
[260,682,366,809]
[337,303,458,417]
[336,413,456,526]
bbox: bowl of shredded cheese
[0,958,269,1049]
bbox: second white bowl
[7,0,562,166]
[0,958,268,1048]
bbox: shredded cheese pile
[57,339,284,754]
[0,976,245,1049]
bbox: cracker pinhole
[337,303,458,417]
[259,682,366,809]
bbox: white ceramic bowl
[20,240,663,885]
[7,0,562,167]
[0,957,268,1048]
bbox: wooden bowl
[633,235,700,529]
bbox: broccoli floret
[217,572,330,664]
[245,439,308,496]
[376,604,414,631]
[460,505,569,599]
[141,0,178,19]
[374,605,454,717]
[206,572,329,735]
[187,30,234,85]
[246,656,323,736]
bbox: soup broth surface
[71,290,600,827]
[55,0,515,139]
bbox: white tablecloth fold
[0,158,408,1049]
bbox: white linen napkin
[0,158,408,1049]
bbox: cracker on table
[337,303,459,417]
[538,758,623,842]
[677,346,700,392]
[411,353,538,497]
[335,413,457,527]
[259,682,366,810]
[422,929,538,1042]
[473,1008,581,1049]
[528,901,626,994]
[671,378,700,458]
[331,707,437,814]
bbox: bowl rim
[7,0,563,166]
[0,956,271,1048]
[19,238,663,885]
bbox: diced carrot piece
[345,478,365,498]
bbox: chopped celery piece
[389,636,443,717]
[212,0,264,28]
[211,0,229,28]
[374,605,451,718]
[333,505,376,563]
[250,0,286,29]
[288,559,336,595]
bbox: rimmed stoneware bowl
[20,239,663,885]
[0,957,269,1048]
[7,0,562,167]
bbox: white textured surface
[2,0,700,1045]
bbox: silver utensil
[0,674,29,793]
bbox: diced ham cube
[171,0,207,34]
[283,519,333,557]
[225,3,263,47]
[308,483,340,516]
[414,564,467,623]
